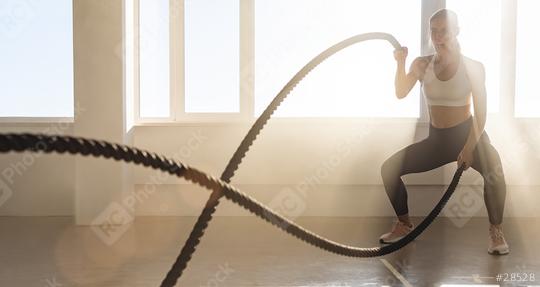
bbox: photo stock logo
[0,152,42,208]
[91,202,134,246]
[91,181,161,246]
[443,177,484,228]
[0,111,83,210]
[0,178,13,207]
[261,125,374,229]
[92,130,207,245]
[264,186,307,229]
[0,0,36,39]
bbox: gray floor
[0,216,539,287]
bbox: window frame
[135,0,436,124]
[0,117,74,124]
[134,0,252,125]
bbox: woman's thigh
[383,137,457,176]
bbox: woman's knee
[381,156,400,180]
[483,163,506,187]
[475,145,506,186]
[474,146,504,175]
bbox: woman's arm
[394,48,427,99]
[457,59,487,170]
[464,61,487,150]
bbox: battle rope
[0,32,467,286]
[161,32,466,286]
[0,134,465,282]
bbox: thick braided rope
[0,33,467,286]
[0,133,465,256]
[0,133,465,284]
[162,32,427,285]
[161,32,409,286]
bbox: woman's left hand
[457,147,474,170]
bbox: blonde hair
[430,8,459,31]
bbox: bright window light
[139,0,170,118]
[184,0,240,113]
[255,0,421,118]
[515,0,540,117]
[445,0,502,113]
[0,0,73,117]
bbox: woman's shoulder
[414,54,434,63]
[461,55,485,71]
[461,55,486,79]
[411,55,434,71]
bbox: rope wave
[0,33,465,287]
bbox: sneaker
[488,224,510,255]
[379,220,414,244]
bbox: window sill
[134,117,429,127]
[0,117,74,127]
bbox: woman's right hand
[393,47,408,63]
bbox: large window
[139,0,170,118]
[255,0,421,117]
[515,0,540,117]
[446,0,502,113]
[0,0,73,118]
[184,0,240,113]
[132,0,538,122]
[137,0,239,120]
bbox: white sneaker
[379,220,414,244]
[488,224,510,255]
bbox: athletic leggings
[380,115,506,225]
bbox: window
[184,0,240,113]
[133,0,540,122]
[445,0,502,113]
[139,0,170,118]
[255,0,421,117]
[515,0,540,117]
[0,0,73,118]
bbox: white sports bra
[421,55,472,107]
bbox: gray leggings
[380,116,506,225]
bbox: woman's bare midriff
[428,104,472,128]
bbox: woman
[378,9,509,255]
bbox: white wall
[1,117,539,218]
[130,118,540,218]
[72,0,130,225]
[0,125,75,216]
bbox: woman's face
[430,17,458,54]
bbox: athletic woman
[378,9,509,255]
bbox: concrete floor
[0,216,538,287]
